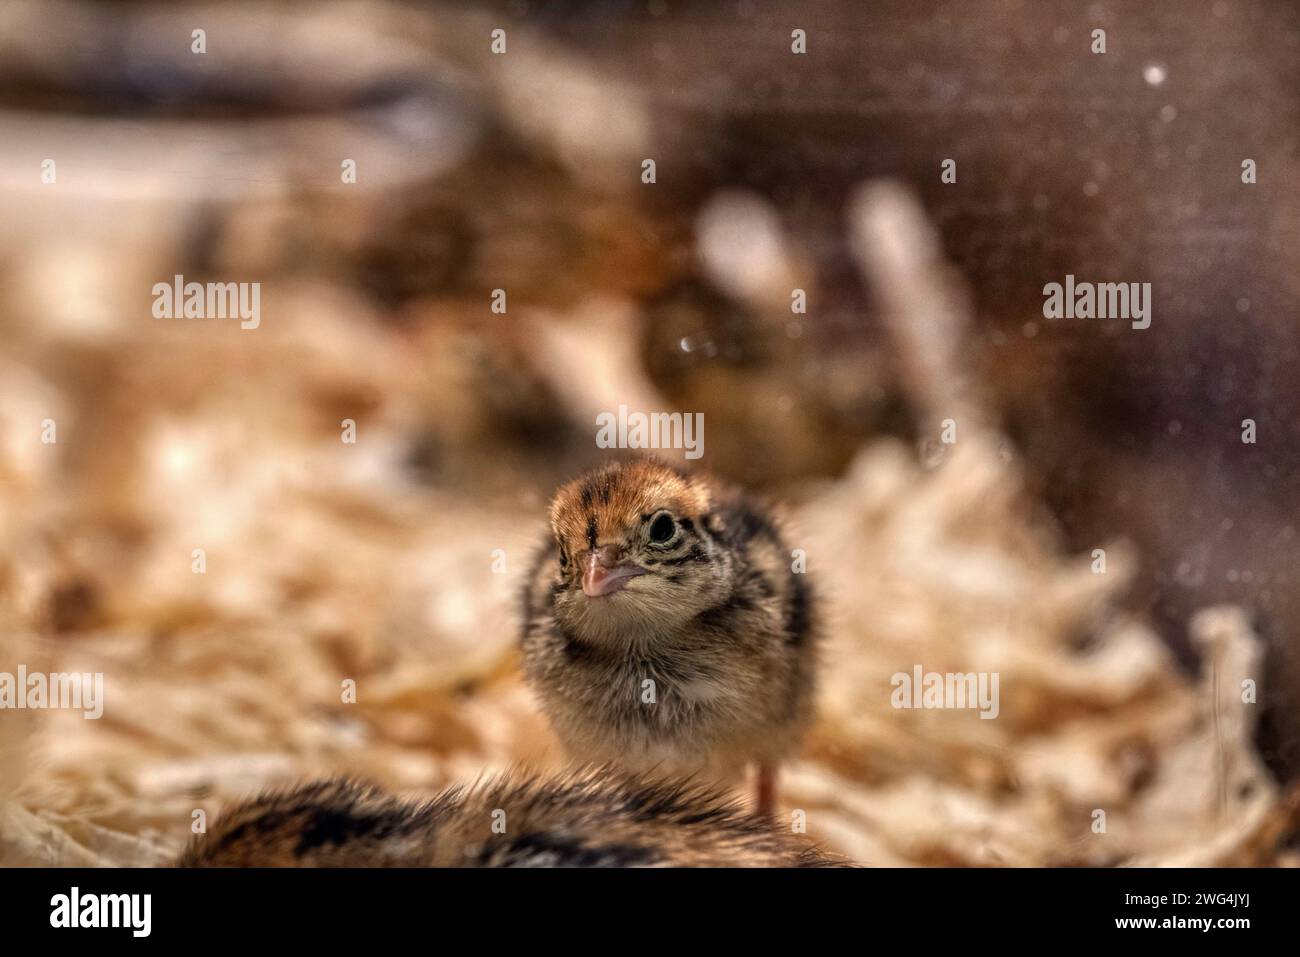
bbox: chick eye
[648,512,677,544]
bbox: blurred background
[0,0,1297,865]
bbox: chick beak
[582,545,647,598]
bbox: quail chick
[520,459,817,816]
[179,768,842,867]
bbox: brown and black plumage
[179,768,842,867]
[520,459,818,816]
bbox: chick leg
[755,763,777,820]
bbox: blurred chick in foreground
[180,770,842,867]
[520,460,818,816]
